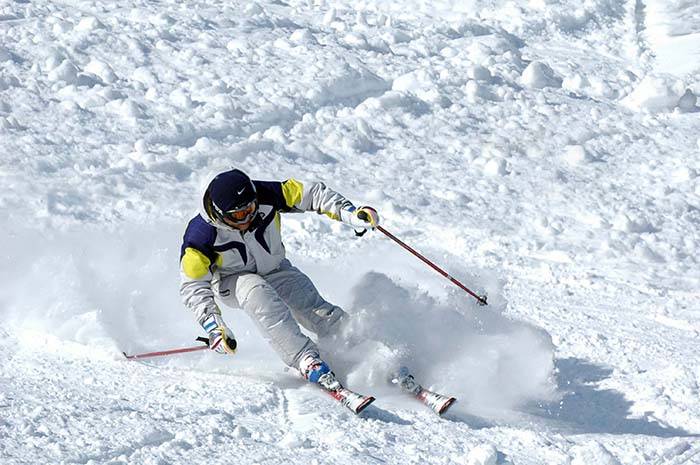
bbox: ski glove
[341,206,380,230]
[200,313,237,354]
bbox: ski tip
[354,396,376,415]
[438,397,457,416]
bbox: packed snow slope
[1,0,700,464]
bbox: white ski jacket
[179,177,356,323]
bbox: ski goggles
[219,199,258,225]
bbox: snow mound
[47,60,80,84]
[621,75,687,112]
[308,64,389,105]
[521,61,562,89]
[465,444,499,465]
[392,69,445,105]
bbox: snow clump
[75,17,105,32]
[48,60,79,84]
[562,145,593,165]
[467,65,493,82]
[677,89,698,112]
[570,443,621,465]
[465,444,499,465]
[84,59,117,84]
[521,61,562,89]
[392,69,445,105]
[290,29,317,45]
[622,75,687,112]
[562,73,590,93]
[483,157,509,176]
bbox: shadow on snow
[524,357,698,438]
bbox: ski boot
[299,354,374,414]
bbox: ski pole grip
[196,336,209,345]
[354,210,369,237]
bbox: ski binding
[317,371,375,415]
[392,367,456,416]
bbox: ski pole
[376,225,488,306]
[122,337,210,360]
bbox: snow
[521,61,562,89]
[1,0,700,464]
[642,0,700,77]
[621,76,687,113]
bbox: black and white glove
[200,313,237,354]
[341,206,380,230]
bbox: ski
[324,386,375,415]
[316,371,375,415]
[392,367,456,416]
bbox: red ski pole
[376,225,488,306]
[122,337,210,360]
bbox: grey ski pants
[216,260,346,368]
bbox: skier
[179,168,379,395]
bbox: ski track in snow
[2,0,700,464]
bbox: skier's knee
[234,274,268,305]
[314,305,346,336]
[236,282,270,309]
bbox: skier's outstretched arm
[255,178,380,229]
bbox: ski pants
[216,260,346,368]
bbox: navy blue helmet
[204,169,258,225]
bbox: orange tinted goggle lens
[225,202,256,221]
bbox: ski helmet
[204,169,258,225]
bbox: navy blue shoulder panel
[180,214,218,261]
[253,180,290,211]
